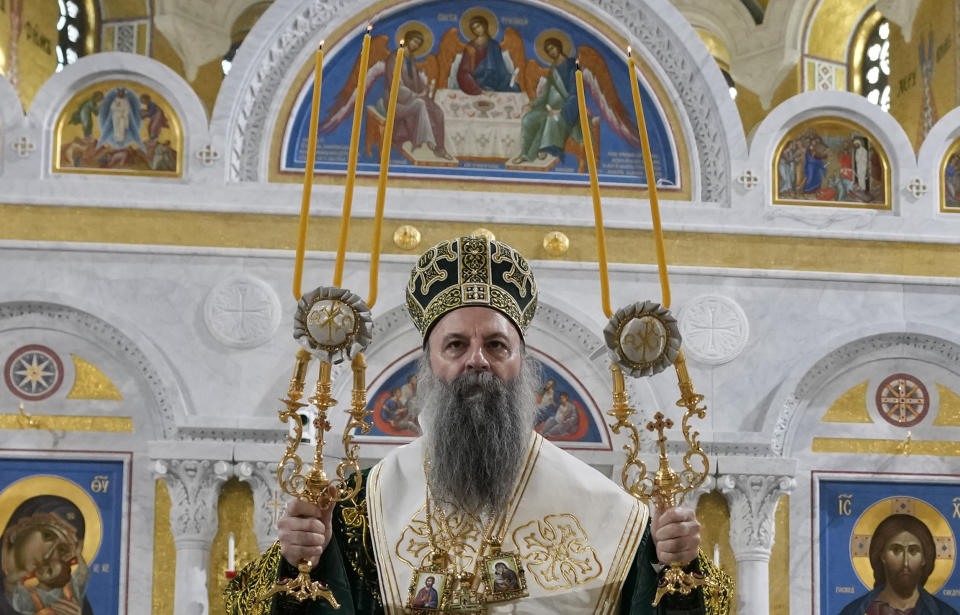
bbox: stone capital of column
[718,472,795,559]
[153,458,232,548]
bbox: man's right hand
[277,499,333,569]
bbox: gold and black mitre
[406,235,538,339]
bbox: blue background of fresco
[283,0,677,187]
[819,478,960,614]
[363,355,602,443]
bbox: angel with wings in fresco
[321,14,641,171]
[511,30,642,169]
[449,10,522,93]
[320,22,455,163]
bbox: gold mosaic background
[0,0,65,107]
[150,477,259,615]
[697,491,737,614]
[151,479,175,615]
[208,478,258,614]
[889,0,959,149]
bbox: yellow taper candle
[627,46,671,308]
[367,40,405,308]
[292,41,324,300]
[575,60,613,318]
[333,24,373,287]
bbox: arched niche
[749,90,915,213]
[766,326,960,459]
[28,52,209,181]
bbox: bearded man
[226,236,720,614]
[839,514,957,615]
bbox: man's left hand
[651,505,701,564]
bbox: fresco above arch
[54,80,182,177]
[279,0,680,190]
[773,117,890,209]
[356,346,610,450]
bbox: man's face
[407,35,422,54]
[427,307,522,384]
[881,530,925,597]
[545,42,560,59]
[425,577,434,588]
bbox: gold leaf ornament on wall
[67,354,122,400]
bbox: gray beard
[414,357,540,515]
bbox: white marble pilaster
[236,460,292,552]
[153,458,232,615]
[718,473,795,615]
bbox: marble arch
[27,51,210,180]
[216,0,745,204]
[0,296,189,439]
[767,324,960,457]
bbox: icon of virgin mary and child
[0,495,93,615]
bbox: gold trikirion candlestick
[263,286,374,606]
[603,301,715,606]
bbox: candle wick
[366,24,373,33]
[627,46,632,58]
[575,58,581,70]
[318,40,324,51]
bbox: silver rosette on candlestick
[603,300,681,377]
[293,286,373,364]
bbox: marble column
[154,458,232,615]
[718,473,795,615]
[236,460,292,552]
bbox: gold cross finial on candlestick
[646,412,683,513]
[647,412,673,449]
